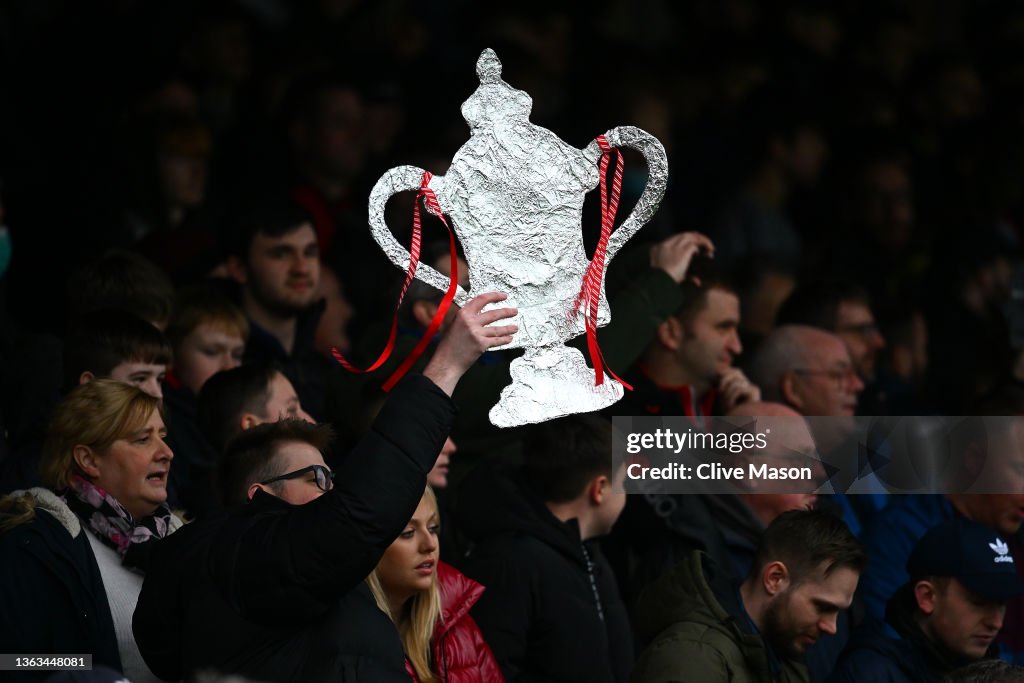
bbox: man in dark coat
[133,291,518,683]
[458,415,633,682]
[830,517,1024,683]
[631,510,865,683]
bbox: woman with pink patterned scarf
[0,380,182,683]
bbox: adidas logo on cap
[990,538,1014,564]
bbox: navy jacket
[0,494,123,681]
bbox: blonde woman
[0,380,183,683]
[368,487,503,683]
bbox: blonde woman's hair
[40,379,162,491]
[367,486,442,683]
[0,492,37,533]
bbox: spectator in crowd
[775,282,888,413]
[630,509,866,683]
[831,517,1024,682]
[165,285,248,397]
[280,71,403,332]
[746,324,871,678]
[64,310,171,400]
[225,196,333,421]
[366,486,504,683]
[617,260,761,424]
[828,147,930,317]
[0,380,183,683]
[928,231,1015,414]
[709,94,827,275]
[857,417,1024,628]
[733,255,797,357]
[132,291,517,682]
[66,249,177,331]
[197,363,314,459]
[314,263,355,359]
[121,112,220,283]
[458,414,632,683]
[606,401,822,606]
[748,325,864,421]
[162,285,249,516]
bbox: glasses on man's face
[260,464,335,492]
[793,365,859,387]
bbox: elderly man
[748,325,864,420]
[776,282,891,415]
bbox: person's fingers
[476,306,519,326]
[719,383,736,400]
[671,231,714,252]
[464,291,508,314]
[487,334,516,347]
[482,323,519,337]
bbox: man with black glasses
[133,291,518,683]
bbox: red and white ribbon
[573,136,632,390]
[332,171,460,392]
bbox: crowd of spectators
[4,0,1024,682]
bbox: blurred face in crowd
[959,495,1024,539]
[676,288,743,388]
[762,562,859,658]
[259,440,331,506]
[314,265,355,356]
[242,224,321,318]
[411,253,470,334]
[784,126,828,186]
[835,300,886,381]
[786,332,863,416]
[861,160,914,251]
[107,361,168,401]
[953,421,1024,536]
[376,492,439,606]
[81,409,173,520]
[741,416,820,525]
[159,150,207,209]
[174,322,246,395]
[427,437,457,489]
[306,87,365,181]
[916,578,1004,659]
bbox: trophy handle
[583,126,668,269]
[367,165,471,307]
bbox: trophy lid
[460,49,533,130]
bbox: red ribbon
[331,171,460,392]
[572,136,632,390]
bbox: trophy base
[489,344,624,428]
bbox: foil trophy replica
[367,48,668,427]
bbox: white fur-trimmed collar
[11,487,81,537]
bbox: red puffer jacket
[405,561,504,683]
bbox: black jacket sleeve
[218,373,455,622]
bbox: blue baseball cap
[907,517,1024,603]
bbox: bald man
[747,325,864,418]
[726,401,822,527]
